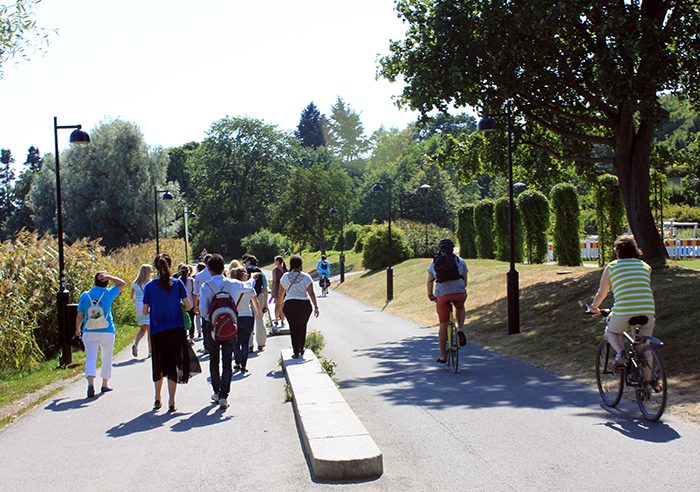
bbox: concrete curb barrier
[281,348,383,480]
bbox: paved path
[2,286,700,490]
[314,288,700,490]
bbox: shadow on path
[106,410,179,438]
[113,359,145,368]
[45,396,103,412]
[170,405,232,432]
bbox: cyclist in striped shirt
[590,235,655,368]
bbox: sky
[0,0,426,165]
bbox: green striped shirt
[608,258,655,315]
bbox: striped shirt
[608,258,655,315]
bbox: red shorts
[435,293,467,323]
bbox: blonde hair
[230,266,248,281]
[134,264,152,287]
[228,260,241,278]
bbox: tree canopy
[381,0,700,265]
[295,102,327,148]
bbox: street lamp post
[53,117,90,366]
[371,182,393,301]
[418,183,431,254]
[153,186,174,255]
[329,207,345,283]
[478,101,520,335]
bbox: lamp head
[418,184,431,192]
[477,115,497,132]
[162,191,174,200]
[371,183,384,192]
[329,207,337,214]
[69,126,90,144]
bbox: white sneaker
[219,398,228,409]
[211,393,219,403]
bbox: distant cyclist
[427,238,468,364]
[317,254,331,292]
[589,234,655,368]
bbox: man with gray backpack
[426,238,468,364]
[199,254,255,410]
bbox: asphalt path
[313,286,700,491]
[2,284,700,491]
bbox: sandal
[168,405,176,413]
[436,357,447,364]
[131,344,138,358]
[153,400,162,410]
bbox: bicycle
[584,304,668,421]
[445,300,460,373]
[319,275,330,297]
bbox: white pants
[248,292,268,349]
[83,332,115,379]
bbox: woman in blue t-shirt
[143,253,200,412]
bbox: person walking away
[143,253,200,412]
[243,255,268,351]
[279,255,319,358]
[193,254,213,353]
[193,262,206,337]
[229,266,263,373]
[180,265,196,344]
[271,255,288,329]
[316,254,331,293]
[131,264,152,358]
[427,238,468,364]
[199,255,252,409]
[75,271,125,398]
[589,235,656,368]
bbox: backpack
[85,291,109,330]
[206,281,243,342]
[433,250,461,283]
[321,260,328,270]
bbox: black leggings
[283,300,313,355]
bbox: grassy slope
[263,250,363,279]
[337,259,700,422]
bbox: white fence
[546,239,700,262]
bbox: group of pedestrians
[75,251,320,412]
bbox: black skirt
[151,328,201,383]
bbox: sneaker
[234,364,241,371]
[219,398,228,409]
[258,346,265,352]
[249,346,255,353]
[131,344,138,358]
[613,354,628,370]
[211,392,219,404]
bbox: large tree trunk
[613,113,667,267]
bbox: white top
[280,271,313,301]
[193,267,213,296]
[233,279,257,317]
[199,275,255,321]
[132,281,146,310]
[182,276,194,302]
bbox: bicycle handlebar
[582,302,610,317]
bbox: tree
[60,119,173,249]
[551,183,582,266]
[274,163,354,252]
[381,1,700,266]
[0,1,48,78]
[166,142,199,200]
[1,146,42,236]
[187,116,295,257]
[327,97,368,162]
[517,190,550,264]
[26,154,56,233]
[0,149,16,234]
[295,102,327,148]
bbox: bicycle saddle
[628,315,648,326]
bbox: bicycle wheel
[451,327,459,374]
[635,345,667,422]
[596,340,623,407]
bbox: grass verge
[337,259,700,423]
[0,324,139,428]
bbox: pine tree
[327,97,367,162]
[295,102,327,148]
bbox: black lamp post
[154,186,174,254]
[371,182,393,301]
[53,117,90,366]
[329,207,345,283]
[478,101,520,335]
[418,183,431,254]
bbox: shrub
[334,222,361,251]
[361,224,411,270]
[241,229,292,264]
[394,219,455,258]
[518,190,550,264]
[353,225,373,253]
[457,204,477,259]
[595,174,626,264]
[474,199,496,259]
[305,330,325,354]
[494,196,524,262]
[550,183,582,266]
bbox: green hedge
[595,174,625,264]
[241,229,293,264]
[361,224,411,270]
[395,219,455,258]
[494,196,524,263]
[474,199,496,259]
[551,183,582,266]
[518,190,550,264]
[457,204,477,259]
